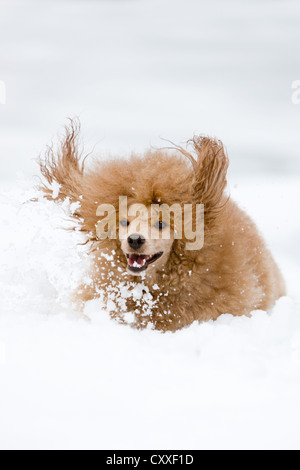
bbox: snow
[50,181,61,200]
[0,176,299,450]
[0,0,300,451]
[1,0,300,181]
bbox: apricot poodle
[39,121,286,331]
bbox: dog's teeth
[128,255,149,269]
[131,259,146,268]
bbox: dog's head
[119,203,175,276]
[40,122,229,278]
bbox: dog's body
[40,122,285,331]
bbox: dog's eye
[120,219,129,227]
[154,221,167,230]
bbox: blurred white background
[0,0,300,181]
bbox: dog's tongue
[128,254,147,267]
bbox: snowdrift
[0,176,299,450]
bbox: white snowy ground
[0,0,300,451]
[0,175,299,450]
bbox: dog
[39,121,286,331]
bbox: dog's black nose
[128,234,146,250]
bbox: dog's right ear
[177,136,229,224]
[39,119,86,203]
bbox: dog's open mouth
[126,252,163,272]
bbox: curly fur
[39,120,286,331]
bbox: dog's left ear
[181,136,229,223]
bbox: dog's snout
[128,234,146,250]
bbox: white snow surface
[0,176,299,450]
[0,0,300,451]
